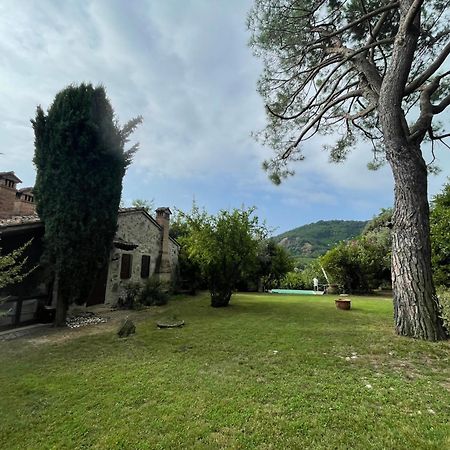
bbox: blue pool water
[269,289,324,295]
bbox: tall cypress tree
[32,84,142,325]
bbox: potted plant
[335,295,351,310]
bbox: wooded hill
[273,220,367,263]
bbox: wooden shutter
[141,255,151,278]
[120,254,132,279]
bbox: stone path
[0,323,52,341]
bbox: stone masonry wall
[104,211,163,305]
[0,185,17,219]
[14,199,36,216]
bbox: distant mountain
[273,220,368,260]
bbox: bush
[139,277,169,306]
[436,287,450,331]
[280,271,305,290]
[118,283,142,309]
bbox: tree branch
[312,2,400,45]
[433,91,450,115]
[405,42,450,94]
[282,90,363,158]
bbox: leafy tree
[169,211,204,294]
[280,270,306,290]
[280,258,326,289]
[0,241,35,319]
[131,198,154,213]
[320,234,390,293]
[318,209,392,292]
[362,208,393,235]
[257,240,293,290]
[33,83,142,325]
[249,0,450,340]
[0,241,33,290]
[182,206,268,307]
[320,242,361,292]
[430,181,450,287]
[299,259,328,289]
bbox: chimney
[155,207,172,280]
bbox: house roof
[0,208,181,247]
[0,214,41,228]
[0,214,42,234]
[118,207,163,229]
[0,171,22,184]
[17,187,33,194]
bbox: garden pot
[335,299,351,310]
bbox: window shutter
[141,255,150,278]
[120,254,132,279]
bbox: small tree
[0,241,33,290]
[183,206,268,307]
[33,83,142,325]
[0,241,34,318]
[256,240,293,290]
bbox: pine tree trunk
[387,143,448,340]
[377,9,448,340]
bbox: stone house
[100,207,180,306]
[0,206,179,328]
[0,171,36,218]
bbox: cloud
[0,0,448,234]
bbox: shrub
[280,271,305,290]
[436,287,450,331]
[139,277,169,306]
[118,283,143,309]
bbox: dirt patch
[365,352,450,383]
[5,306,168,347]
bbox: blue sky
[1,0,449,234]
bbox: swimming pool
[269,289,325,295]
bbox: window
[120,254,132,279]
[141,255,151,278]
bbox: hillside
[273,220,367,261]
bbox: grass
[0,293,449,449]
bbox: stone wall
[105,211,165,305]
[14,198,36,216]
[0,174,36,219]
[0,185,17,219]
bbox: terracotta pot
[335,299,351,310]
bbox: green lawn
[1,293,449,449]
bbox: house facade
[102,207,180,306]
[0,205,179,328]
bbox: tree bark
[53,273,68,327]
[386,143,448,340]
[377,0,447,340]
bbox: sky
[1,0,449,235]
